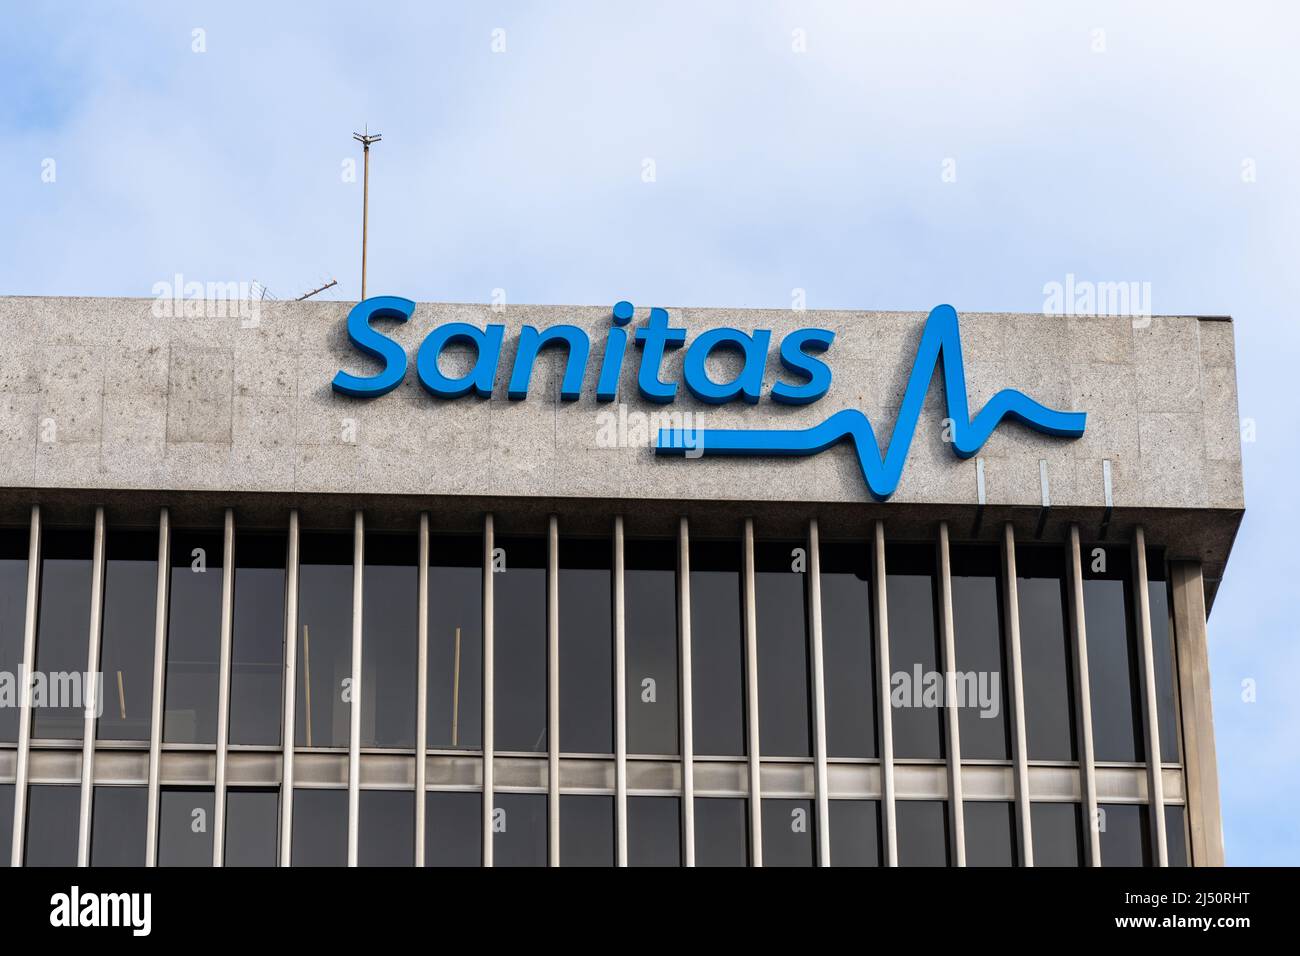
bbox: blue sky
[2,1,1296,864]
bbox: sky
[2,1,1296,864]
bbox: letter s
[331,296,416,397]
[770,328,834,405]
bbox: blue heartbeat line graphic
[655,304,1086,501]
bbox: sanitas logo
[332,298,1085,500]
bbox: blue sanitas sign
[332,297,1086,501]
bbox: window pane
[964,800,1016,866]
[292,788,347,866]
[1083,545,1144,762]
[362,532,417,749]
[627,795,680,867]
[0,784,11,865]
[886,544,944,759]
[425,791,482,866]
[559,538,613,755]
[560,793,614,866]
[225,789,279,867]
[164,529,223,744]
[896,800,949,866]
[755,541,811,757]
[694,797,748,866]
[158,788,214,866]
[230,532,285,746]
[1166,803,1188,867]
[1100,803,1151,866]
[950,545,1010,759]
[91,786,148,866]
[690,540,745,756]
[1148,553,1180,764]
[24,784,79,866]
[1031,802,1084,866]
[762,798,815,867]
[625,539,678,756]
[33,528,93,740]
[494,537,546,753]
[98,529,157,742]
[0,528,29,743]
[821,541,876,759]
[428,536,482,751]
[1017,546,1077,761]
[829,800,881,866]
[493,792,547,867]
[359,789,414,866]
[297,532,352,749]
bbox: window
[158,788,214,866]
[690,539,745,757]
[230,532,286,746]
[98,529,158,742]
[1099,803,1151,866]
[362,532,418,749]
[1148,552,1180,764]
[91,786,148,866]
[627,795,680,866]
[427,536,482,751]
[493,792,547,867]
[0,528,29,743]
[560,794,614,866]
[1166,803,1188,867]
[829,800,881,866]
[0,784,12,865]
[950,544,1011,760]
[885,544,944,759]
[895,800,949,866]
[625,538,678,755]
[425,791,481,866]
[1030,802,1084,866]
[694,797,748,866]
[761,798,815,866]
[297,532,353,749]
[291,788,347,866]
[821,541,876,758]
[963,800,1016,866]
[33,528,93,740]
[494,537,547,753]
[1083,545,1144,762]
[359,789,414,866]
[1016,546,1077,761]
[559,537,613,755]
[24,784,79,866]
[225,789,279,867]
[755,540,811,757]
[163,529,223,745]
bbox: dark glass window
[559,538,613,755]
[896,800,949,866]
[362,532,418,749]
[297,532,353,749]
[98,530,157,742]
[428,536,482,751]
[158,788,214,866]
[494,537,546,753]
[24,784,79,865]
[90,786,148,866]
[963,800,1016,866]
[821,542,876,758]
[761,798,815,866]
[425,790,482,866]
[33,528,93,740]
[755,541,811,757]
[225,789,279,866]
[163,529,223,745]
[886,544,944,759]
[291,788,347,866]
[627,795,680,866]
[694,797,748,866]
[1148,552,1180,764]
[690,539,745,757]
[1166,803,1188,867]
[950,545,1010,760]
[0,529,28,744]
[0,784,12,865]
[1017,546,1077,761]
[1100,803,1151,866]
[230,532,285,746]
[829,800,881,866]
[625,539,678,755]
[493,792,547,866]
[1030,802,1084,866]
[1083,545,1144,762]
[359,789,414,866]
[560,794,614,866]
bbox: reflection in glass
[627,796,680,866]
[359,789,414,866]
[1100,803,1151,866]
[163,529,223,744]
[0,784,11,865]
[425,791,481,866]
[829,800,881,866]
[158,788,214,866]
[1030,802,1084,866]
[428,537,482,751]
[33,529,93,740]
[362,533,418,749]
[886,544,944,759]
[296,533,352,749]
[24,784,79,866]
[0,528,29,744]
[292,788,347,866]
[1148,553,1180,764]
[1083,546,1144,762]
[690,540,745,757]
[559,538,613,755]
[493,792,547,867]
[821,542,876,758]
[230,532,285,746]
[950,545,1010,759]
[225,789,279,867]
[1016,546,1077,761]
[761,798,815,867]
[495,537,547,753]
[98,530,157,742]
[625,539,678,756]
[1166,803,1188,867]
[694,797,748,866]
[963,800,1016,866]
[91,786,148,866]
[755,541,811,757]
[895,800,949,866]
[560,794,614,866]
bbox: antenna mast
[352,126,382,299]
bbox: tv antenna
[352,125,382,299]
[297,278,338,301]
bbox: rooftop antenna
[352,125,382,299]
[297,278,338,301]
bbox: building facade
[0,295,1242,866]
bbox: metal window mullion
[547,514,560,866]
[77,506,107,867]
[873,520,897,866]
[211,508,236,867]
[1132,527,1168,866]
[347,510,363,867]
[482,513,495,867]
[1001,522,1033,866]
[741,518,762,866]
[677,516,695,867]
[936,522,965,866]
[415,512,430,866]
[11,505,40,866]
[279,510,300,867]
[1066,524,1101,866]
[613,516,628,867]
[145,506,171,867]
[807,518,830,867]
